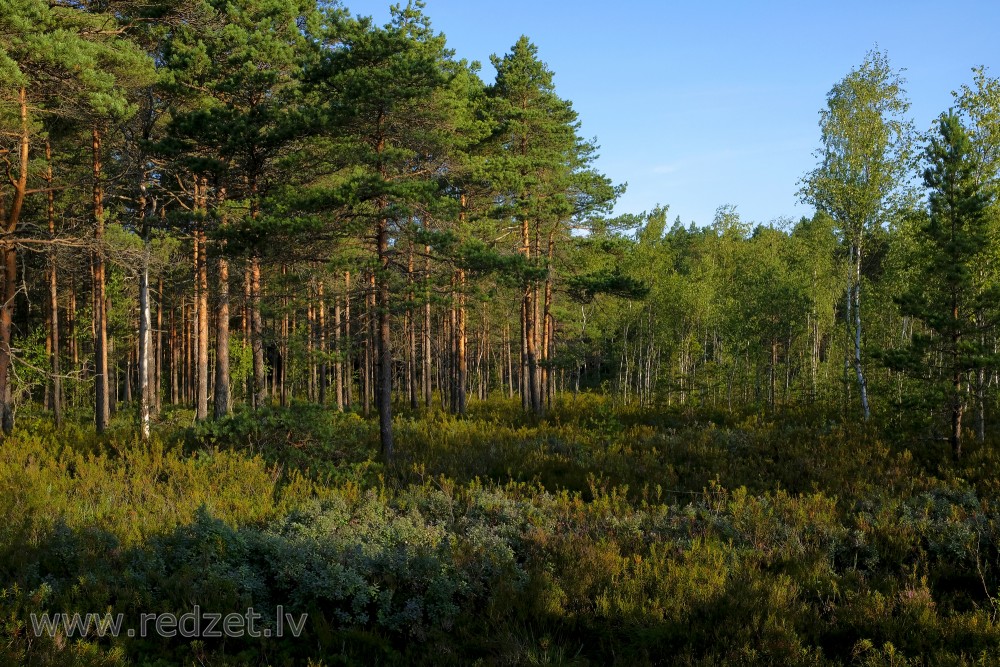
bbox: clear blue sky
[350,0,1000,227]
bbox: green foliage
[798,48,916,420]
[881,112,999,453]
[12,324,49,412]
[0,0,154,123]
[566,268,649,303]
[799,48,915,241]
[9,3,1000,665]
[4,400,1000,664]
[182,401,381,485]
[227,336,254,402]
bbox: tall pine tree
[883,112,997,460]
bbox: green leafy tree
[800,48,914,421]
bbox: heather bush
[2,398,1000,664]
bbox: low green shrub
[2,398,1000,664]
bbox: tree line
[2,1,999,460]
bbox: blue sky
[350,0,1000,227]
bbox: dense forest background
[5,0,1000,665]
[2,0,999,455]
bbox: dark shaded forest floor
[3,395,1000,665]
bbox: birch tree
[800,48,914,420]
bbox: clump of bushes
[2,398,1000,665]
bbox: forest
[4,0,1000,665]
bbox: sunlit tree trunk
[407,246,417,410]
[334,292,343,411]
[45,140,62,427]
[250,256,266,408]
[139,242,152,440]
[362,271,372,417]
[457,269,467,415]
[155,277,163,417]
[344,271,352,408]
[376,217,394,460]
[318,277,327,406]
[423,252,432,407]
[195,178,209,421]
[92,126,110,433]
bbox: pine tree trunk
[344,271,352,408]
[334,294,344,411]
[212,184,230,418]
[318,278,327,406]
[455,201,468,415]
[376,219,394,460]
[45,140,62,427]
[280,265,288,407]
[242,266,251,400]
[505,320,514,399]
[448,285,457,413]
[109,335,117,416]
[521,291,529,411]
[363,270,374,417]
[481,301,493,401]
[525,285,540,414]
[153,277,162,417]
[195,181,209,420]
[542,230,555,408]
[0,243,16,435]
[170,297,178,405]
[308,299,315,401]
[69,276,78,382]
[521,220,541,414]
[0,89,30,433]
[186,291,193,405]
[288,309,296,401]
[92,126,110,433]
[976,367,985,442]
[952,371,963,461]
[457,270,467,415]
[423,251,432,408]
[407,246,417,410]
[250,256,267,408]
[214,253,230,419]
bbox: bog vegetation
[3,0,1000,664]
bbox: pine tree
[0,0,152,434]
[486,36,617,414]
[309,1,469,459]
[160,0,319,416]
[883,112,997,460]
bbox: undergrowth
[2,395,1000,665]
